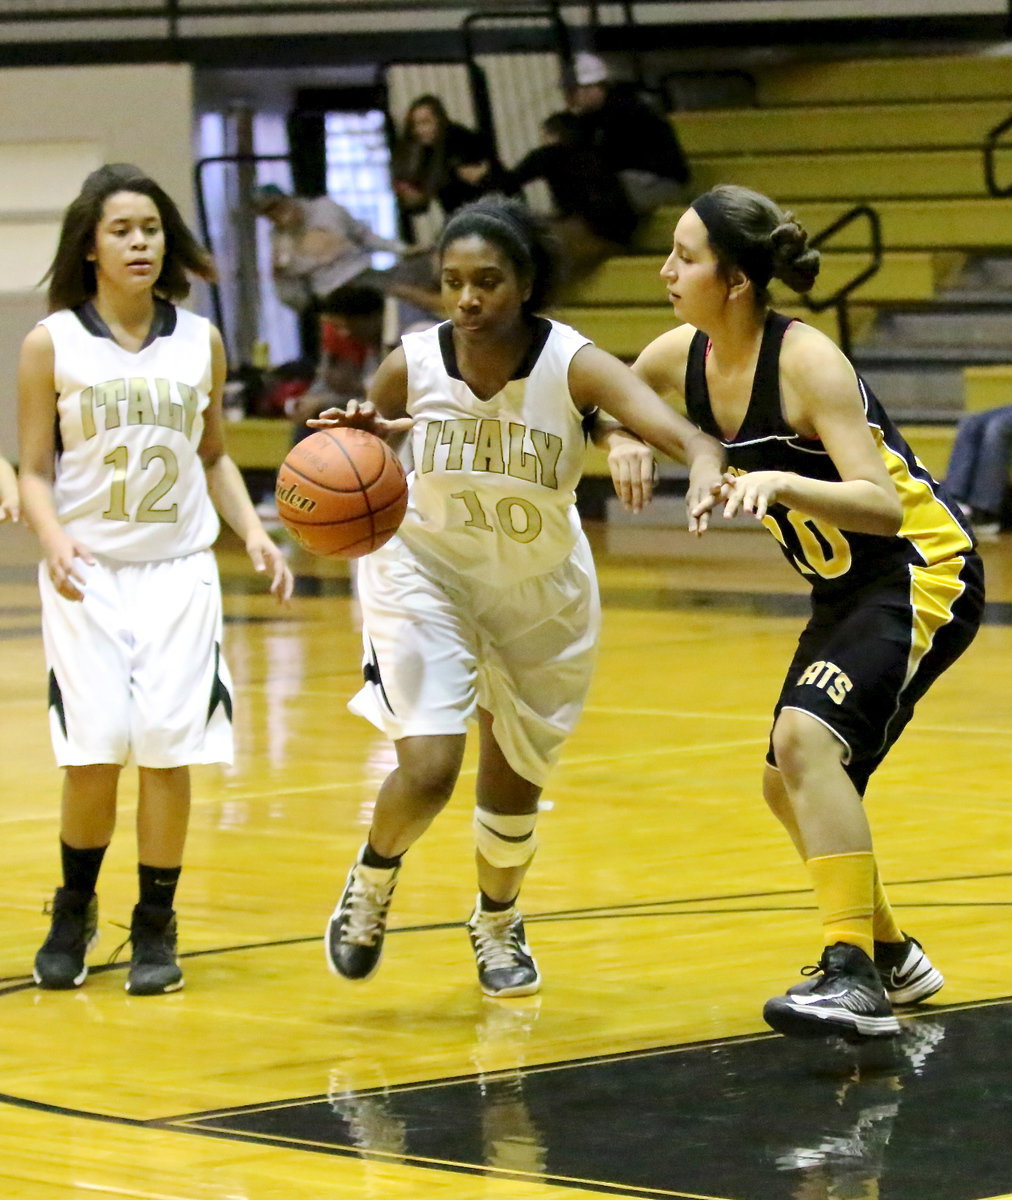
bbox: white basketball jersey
[397,318,591,585]
[42,303,220,562]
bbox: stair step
[852,364,967,421]
[866,310,1012,350]
[857,345,1012,365]
[934,290,1012,306]
[947,254,1012,292]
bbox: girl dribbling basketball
[311,194,725,997]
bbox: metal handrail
[802,203,882,357]
[461,4,571,153]
[193,151,292,338]
[983,111,1012,196]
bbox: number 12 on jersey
[102,444,179,523]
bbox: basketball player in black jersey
[634,185,984,1041]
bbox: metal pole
[836,300,852,359]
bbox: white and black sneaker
[325,846,399,981]
[873,935,944,1005]
[764,942,901,1041]
[466,900,541,997]
[788,933,944,1007]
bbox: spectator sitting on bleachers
[502,110,639,283]
[564,52,691,218]
[391,95,505,222]
[944,404,1012,536]
[253,185,409,315]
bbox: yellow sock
[872,865,904,944]
[805,852,875,959]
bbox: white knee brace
[473,807,538,869]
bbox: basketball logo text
[276,481,317,512]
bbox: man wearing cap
[252,185,410,314]
[564,52,691,217]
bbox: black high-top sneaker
[126,903,183,995]
[325,846,400,981]
[34,887,99,989]
[764,942,901,1040]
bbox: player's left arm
[569,344,725,533]
[199,326,293,603]
[721,325,902,535]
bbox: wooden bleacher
[754,53,1012,106]
[675,99,1012,156]
[637,198,1012,254]
[963,366,1012,414]
[687,148,1012,203]
[563,48,1012,480]
[565,251,960,306]
[232,49,1012,491]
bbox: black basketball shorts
[766,552,984,795]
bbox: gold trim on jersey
[906,557,968,689]
[872,424,973,564]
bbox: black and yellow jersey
[684,311,975,598]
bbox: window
[324,109,398,266]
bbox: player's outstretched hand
[607,434,655,515]
[307,399,414,441]
[246,530,294,604]
[720,470,785,523]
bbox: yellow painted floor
[1,514,1009,1200]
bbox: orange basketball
[275,428,408,558]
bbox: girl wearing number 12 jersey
[18,164,292,997]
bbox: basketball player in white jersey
[18,163,293,996]
[310,195,725,997]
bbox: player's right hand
[42,534,94,602]
[308,399,414,441]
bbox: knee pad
[473,807,538,869]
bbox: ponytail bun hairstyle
[691,184,820,305]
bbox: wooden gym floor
[1,511,1009,1200]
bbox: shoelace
[342,872,396,946]
[107,920,132,965]
[107,920,174,965]
[470,912,522,971]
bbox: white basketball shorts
[39,549,234,768]
[349,534,601,787]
